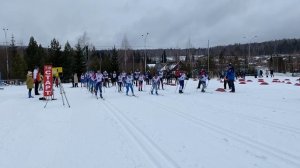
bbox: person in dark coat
[226,63,235,92]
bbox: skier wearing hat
[178,71,186,94]
[125,72,135,96]
[197,69,209,92]
[151,74,160,95]
[95,70,104,99]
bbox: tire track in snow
[101,99,181,168]
[143,97,300,168]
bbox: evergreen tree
[48,38,62,67]
[111,46,119,72]
[62,41,75,81]
[100,52,110,72]
[268,55,274,70]
[74,43,86,75]
[25,36,39,71]
[11,54,27,80]
[86,46,99,71]
[233,55,241,71]
[37,44,47,67]
[208,56,216,75]
[10,37,26,79]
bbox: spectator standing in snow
[270,69,274,77]
[26,71,34,98]
[266,70,269,78]
[226,64,235,93]
[259,70,263,78]
[74,73,79,87]
[33,66,40,95]
[223,70,230,90]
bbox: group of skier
[25,63,238,99]
[78,68,195,99]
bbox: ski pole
[182,79,188,92]
[175,81,179,93]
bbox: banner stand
[43,65,70,108]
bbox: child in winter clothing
[138,74,144,91]
[158,70,164,90]
[151,74,160,95]
[26,71,34,98]
[103,71,109,87]
[117,74,123,92]
[112,71,117,86]
[134,70,140,87]
[125,73,135,96]
[80,74,85,87]
[95,71,103,98]
[178,72,186,94]
[197,69,209,92]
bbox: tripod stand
[44,77,70,108]
[59,82,70,108]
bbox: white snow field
[0,76,300,168]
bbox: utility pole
[142,32,149,72]
[243,35,257,72]
[207,40,210,73]
[3,28,8,80]
[124,45,127,71]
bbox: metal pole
[142,33,149,72]
[3,28,8,80]
[207,40,210,73]
[243,35,257,72]
[249,36,257,70]
[125,47,127,71]
[248,42,251,70]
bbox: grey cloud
[1,0,300,49]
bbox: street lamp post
[207,40,210,74]
[243,35,257,73]
[2,28,8,80]
[142,33,149,72]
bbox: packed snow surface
[0,76,299,168]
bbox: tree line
[1,37,300,81]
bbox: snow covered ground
[0,76,300,168]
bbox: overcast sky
[1,0,299,49]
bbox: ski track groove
[237,115,300,135]
[100,99,181,168]
[188,97,300,135]
[142,97,300,168]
